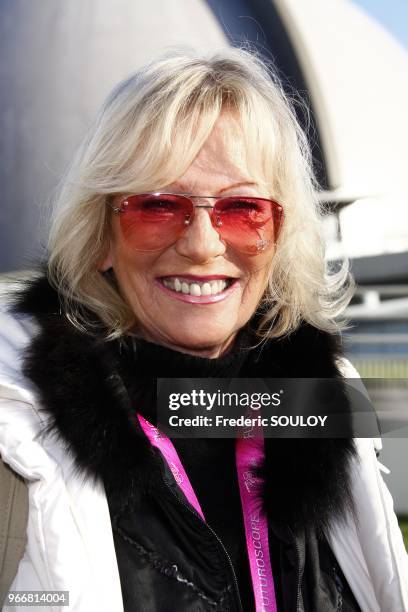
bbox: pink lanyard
[137,414,277,612]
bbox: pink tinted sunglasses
[109,192,283,254]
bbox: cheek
[108,221,152,276]
[241,253,273,300]
[109,240,157,298]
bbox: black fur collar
[12,275,356,534]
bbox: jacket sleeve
[0,306,124,612]
[328,358,408,612]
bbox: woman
[0,48,407,612]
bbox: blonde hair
[47,47,352,339]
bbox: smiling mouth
[158,276,236,297]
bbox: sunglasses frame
[109,192,284,253]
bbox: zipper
[163,476,243,611]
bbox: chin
[167,326,235,355]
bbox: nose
[174,205,226,262]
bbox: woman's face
[102,114,276,357]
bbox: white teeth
[162,277,231,296]
[190,283,201,296]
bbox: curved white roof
[274,0,408,201]
[273,0,408,257]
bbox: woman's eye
[225,200,259,211]
[142,199,176,211]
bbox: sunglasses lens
[117,194,283,254]
[118,194,192,251]
[214,198,283,254]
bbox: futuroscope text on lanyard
[137,413,278,612]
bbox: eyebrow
[219,181,258,194]
[170,181,258,194]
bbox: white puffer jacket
[0,307,407,612]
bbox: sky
[352,0,408,48]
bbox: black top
[117,327,256,610]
